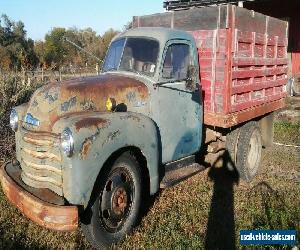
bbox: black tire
[292,73,300,96]
[225,127,240,171]
[236,121,262,182]
[287,78,294,97]
[81,152,142,249]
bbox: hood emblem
[25,113,40,127]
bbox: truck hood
[23,74,149,132]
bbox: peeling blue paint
[45,91,58,104]
[61,96,77,112]
[126,91,136,102]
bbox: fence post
[96,63,99,75]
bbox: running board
[160,156,205,188]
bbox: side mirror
[186,65,198,91]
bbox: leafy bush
[0,72,41,163]
[0,112,14,163]
[0,73,41,117]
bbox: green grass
[274,121,300,145]
[0,122,299,249]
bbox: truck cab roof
[114,27,195,44]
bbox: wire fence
[22,66,100,84]
[0,66,101,118]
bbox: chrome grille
[18,130,63,196]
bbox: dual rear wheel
[226,121,263,181]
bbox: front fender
[52,112,159,207]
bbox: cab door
[154,39,202,164]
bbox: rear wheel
[293,73,300,96]
[236,121,262,182]
[81,152,142,249]
[225,127,240,171]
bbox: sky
[0,0,164,40]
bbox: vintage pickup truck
[0,4,288,248]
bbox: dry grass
[0,122,299,249]
[120,145,300,249]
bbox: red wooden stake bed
[133,4,288,128]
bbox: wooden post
[96,63,99,75]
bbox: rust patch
[23,131,58,146]
[23,136,53,146]
[0,163,78,231]
[64,75,148,97]
[204,98,285,128]
[61,74,149,105]
[24,130,59,139]
[75,117,108,132]
[25,74,149,131]
[23,148,61,162]
[80,139,92,160]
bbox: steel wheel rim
[98,167,135,233]
[247,129,261,174]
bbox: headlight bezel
[10,108,18,132]
[61,127,74,157]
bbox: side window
[162,43,190,80]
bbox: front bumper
[0,162,78,231]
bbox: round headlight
[61,128,74,157]
[10,108,18,132]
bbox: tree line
[0,14,119,72]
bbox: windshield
[103,37,159,76]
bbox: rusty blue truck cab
[1,3,288,247]
[0,27,203,236]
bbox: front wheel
[81,152,142,249]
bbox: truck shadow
[202,150,239,250]
[140,149,240,249]
[139,143,240,250]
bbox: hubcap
[112,187,128,216]
[99,168,134,232]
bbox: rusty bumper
[0,162,78,231]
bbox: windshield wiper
[154,78,187,87]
